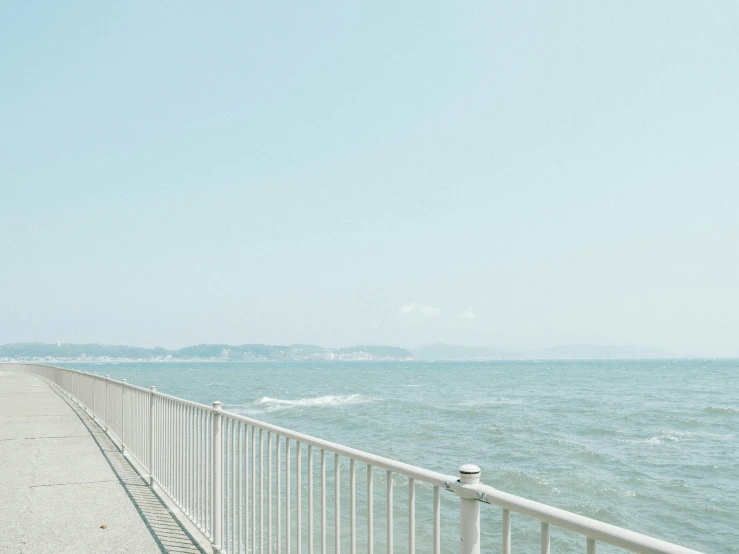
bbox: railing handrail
[222,410,456,488]
[8,364,457,486]
[2,362,706,554]
[453,482,702,554]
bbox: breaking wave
[704,406,739,415]
[461,398,524,406]
[619,430,722,446]
[255,394,374,411]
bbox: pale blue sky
[1,2,738,355]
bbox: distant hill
[415,343,513,360]
[0,342,675,362]
[416,342,674,360]
[0,342,169,359]
[531,344,673,360]
[338,345,413,358]
[0,342,413,362]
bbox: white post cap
[459,464,481,484]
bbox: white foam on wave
[620,429,723,446]
[254,394,374,412]
[462,398,524,407]
[704,406,739,415]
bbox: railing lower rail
[3,363,704,554]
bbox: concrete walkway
[0,371,208,554]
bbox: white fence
[6,363,704,554]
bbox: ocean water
[64,360,738,553]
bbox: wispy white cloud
[419,305,441,317]
[398,301,440,319]
[398,302,416,315]
[461,308,476,320]
[447,308,477,329]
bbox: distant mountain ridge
[414,343,513,360]
[0,342,413,362]
[0,342,676,362]
[532,344,673,360]
[414,342,674,360]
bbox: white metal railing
[4,363,704,554]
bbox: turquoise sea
[63,360,737,553]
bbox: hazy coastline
[1,341,678,363]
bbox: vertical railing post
[149,386,156,485]
[459,464,481,554]
[105,375,110,432]
[121,379,127,455]
[212,401,223,552]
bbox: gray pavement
[0,370,209,554]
